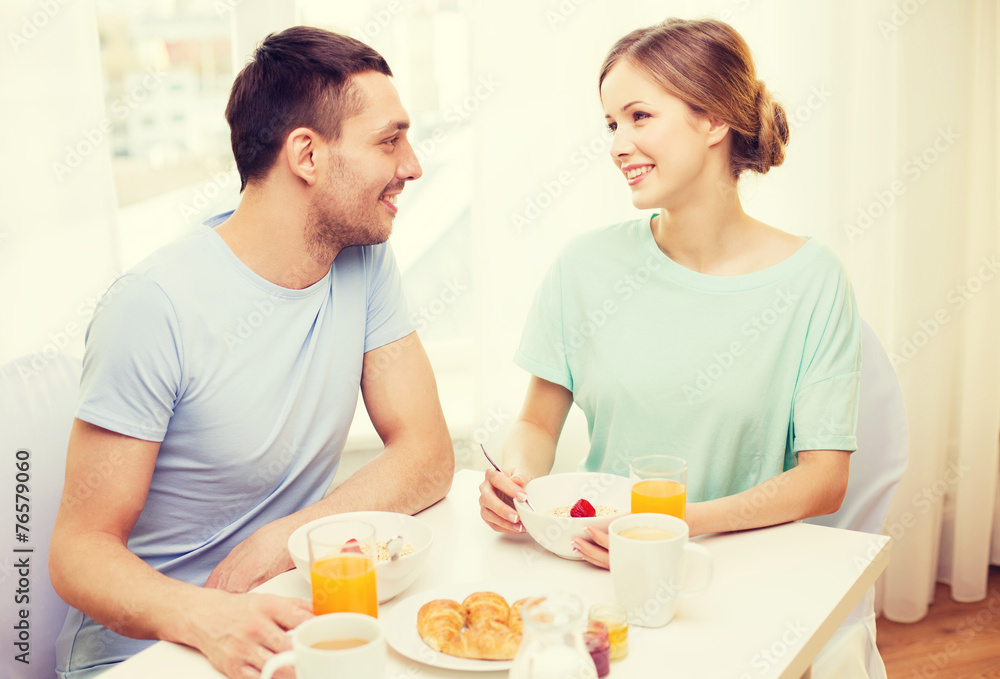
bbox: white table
[104,470,890,679]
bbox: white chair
[0,353,80,679]
[806,319,909,679]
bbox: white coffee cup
[608,513,713,628]
[260,612,386,679]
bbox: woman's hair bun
[749,81,789,175]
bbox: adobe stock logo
[410,279,466,333]
[413,75,500,164]
[785,86,833,132]
[554,255,663,359]
[544,0,589,29]
[51,66,168,181]
[683,287,800,403]
[6,0,70,52]
[222,297,277,351]
[353,0,409,43]
[737,621,808,678]
[454,407,511,465]
[877,0,928,39]
[889,255,999,368]
[843,127,959,243]
[511,131,611,233]
[178,164,239,222]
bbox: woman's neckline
[635,214,820,292]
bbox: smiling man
[49,27,453,679]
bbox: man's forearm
[322,437,454,515]
[54,524,314,676]
[275,434,455,541]
[50,529,205,646]
[203,433,455,588]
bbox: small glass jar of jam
[584,619,610,677]
[589,603,628,662]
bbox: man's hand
[204,520,295,593]
[182,590,312,679]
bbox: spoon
[481,444,536,512]
[386,535,405,561]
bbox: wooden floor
[876,565,1000,678]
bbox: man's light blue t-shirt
[57,222,412,677]
[515,217,861,502]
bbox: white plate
[383,580,543,672]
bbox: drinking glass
[629,455,687,520]
[307,519,378,618]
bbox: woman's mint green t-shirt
[515,217,861,502]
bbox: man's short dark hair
[225,26,392,191]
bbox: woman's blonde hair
[600,18,789,178]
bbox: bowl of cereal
[287,511,434,602]
[513,472,631,560]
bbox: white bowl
[287,511,434,603]
[513,472,632,560]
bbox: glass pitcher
[509,593,598,679]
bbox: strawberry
[570,498,596,518]
[341,538,363,554]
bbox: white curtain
[872,0,1000,618]
[1,0,996,625]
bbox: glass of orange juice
[629,455,687,520]
[307,520,378,618]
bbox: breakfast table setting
[102,467,892,679]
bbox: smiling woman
[478,14,865,676]
[482,15,854,531]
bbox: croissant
[463,591,509,627]
[416,599,465,652]
[449,619,520,660]
[506,597,535,636]
[417,592,541,660]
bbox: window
[96,0,235,207]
